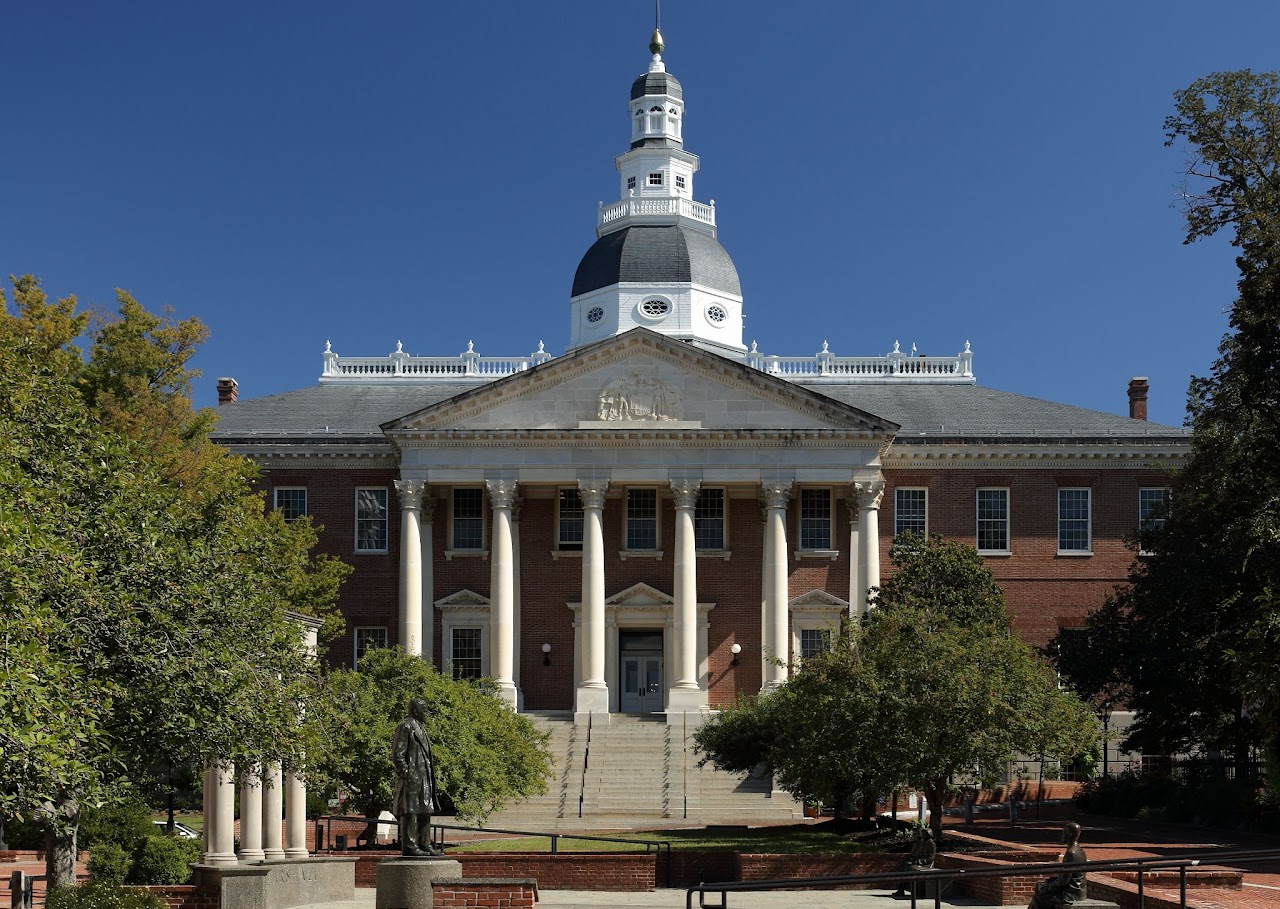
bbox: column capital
[510,496,524,524]
[844,493,861,520]
[669,478,701,510]
[420,495,437,521]
[578,478,610,510]
[394,479,427,510]
[486,478,519,510]
[856,479,886,510]
[761,480,793,511]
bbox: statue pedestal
[375,857,463,909]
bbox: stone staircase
[486,712,803,829]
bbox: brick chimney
[1127,377,1149,421]
[216,377,239,405]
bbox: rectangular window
[558,487,584,551]
[675,174,686,190]
[800,628,832,660]
[626,488,658,550]
[353,627,387,668]
[451,628,483,681]
[1139,487,1170,535]
[355,488,388,552]
[626,176,636,190]
[648,172,663,186]
[894,488,927,538]
[799,488,832,550]
[694,488,725,550]
[976,488,1009,553]
[452,488,485,551]
[1058,488,1091,553]
[274,487,308,522]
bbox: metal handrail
[429,822,673,887]
[687,846,1280,909]
[577,712,592,819]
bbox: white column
[262,762,285,861]
[575,478,610,723]
[238,767,264,863]
[856,480,885,613]
[668,479,704,712]
[761,480,792,692]
[511,497,524,707]
[487,478,519,708]
[395,480,427,656]
[284,770,307,858]
[421,496,436,666]
[203,763,237,866]
[845,493,862,618]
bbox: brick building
[212,28,1188,728]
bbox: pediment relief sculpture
[597,369,683,421]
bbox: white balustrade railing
[320,340,974,385]
[598,195,716,229]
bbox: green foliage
[45,885,166,909]
[86,844,132,885]
[1075,765,1267,828]
[308,648,552,822]
[697,535,1097,843]
[0,276,350,885]
[128,837,198,886]
[78,801,155,853]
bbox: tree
[1054,72,1280,772]
[697,535,1096,843]
[307,648,552,824]
[0,276,349,886]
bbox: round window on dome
[706,305,727,325]
[639,299,671,320]
[587,306,605,324]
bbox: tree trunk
[43,799,79,890]
[925,779,945,845]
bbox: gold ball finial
[649,27,664,56]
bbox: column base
[238,849,266,864]
[574,685,610,725]
[262,849,286,862]
[201,852,239,867]
[284,848,309,860]
[665,686,707,713]
[492,682,519,709]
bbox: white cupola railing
[319,339,975,386]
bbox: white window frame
[647,171,664,186]
[274,486,308,523]
[694,486,727,552]
[353,626,388,668]
[438,601,490,680]
[448,487,487,554]
[626,175,636,190]
[797,488,834,552]
[448,626,486,681]
[622,487,662,554]
[1057,487,1092,555]
[976,487,1010,555]
[354,487,389,553]
[790,608,842,664]
[557,486,585,552]
[1138,487,1170,555]
[894,487,928,538]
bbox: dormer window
[648,172,663,186]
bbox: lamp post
[730,643,742,667]
[1098,700,1114,778]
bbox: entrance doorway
[618,630,663,713]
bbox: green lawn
[446,824,905,855]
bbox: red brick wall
[431,881,536,909]
[351,852,654,891]
[126,885,219,909]
[735,853,900,887]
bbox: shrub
[45,884,166,909]
[129,836,199,885]
[86,843,132,885]
[78,801,155,853]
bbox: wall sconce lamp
[542,642,552,667]
[730,643,742,667]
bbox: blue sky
[4,1,1276,426]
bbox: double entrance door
[618,629,663,714]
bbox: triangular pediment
[435,589,490,609]
[790,589,850,610]
[381,329,897,435]
[605,582,674,607]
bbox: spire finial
[649,0,664,57]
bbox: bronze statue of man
[392,698,441,856]
[1028,822,1087,909]
[892,825,937,899]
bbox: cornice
[392,429,888,449]
[883,443,1189,469]
[225,445,397,469]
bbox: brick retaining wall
[735,853,901,887]
[432,879,536,909]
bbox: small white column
[845,493,863,618]
[395,480,427,656]
[421,496,436,666]
[668,479,704,712]
[856,480,885,612]
[238,767,264,863]
[487,478,519,708]
[761,481,792,692]
[575,478,610,723]
[203,763,237,866]
[511,497,524,708]
[284,621,319,859]
[262,762,285,861]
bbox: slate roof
[572,224,742,297]
[210,375,1186,445]
[631,71,682,100]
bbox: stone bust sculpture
[392,698,441,856]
